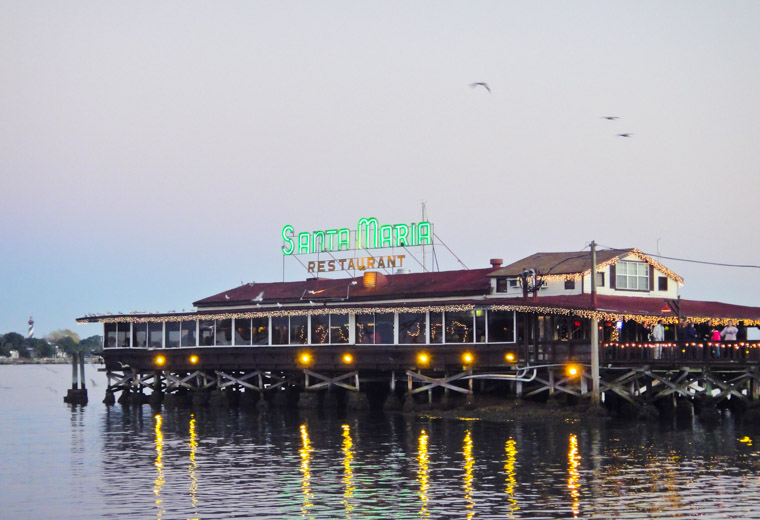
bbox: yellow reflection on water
[300,424,314,517]
[568,434,581,518]
[341,424,355,518]
[740,436,753,446]
[463,430,475,519]
[505,438,519,517]
[417,429,430,517]
[154,414,165,520]
[188,414,198,520]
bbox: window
[658,276,668,291]
[117,323,131,348]
[234,318,252,345]
[252,317,269,345]
[356,313,394,344]
[488,310,515,343]
[430,311,443,344]
[330,314,349,344]
[596,272,605,287]
[496,278,519,293]
[311,314,329,344]
[445,311,474,343]
[564,279,576,290]
[181,320,197,346]
[148,322,163,348]
[105,323,117,348]
[199,320,215,346]
[272,316,289,345]
[215,319,232,345]
[399,312,426,344]
[290,316,308,344]
[615,261,649,291]
[165,322,180,348]
[132,323,147,348]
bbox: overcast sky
[2,1,759,339]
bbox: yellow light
[300,353,312,365]
[462,352,474,365]
[566,364,580,378]
[342,353,353,364]
[505,352,516,363]
[417,352,430,366]
[155,355,166,366]
[189,355,199,364]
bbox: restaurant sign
[282,218,433,256]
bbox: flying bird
[617,133,633,138]
[469,82,491,93]
[224,294,230,300]
[252,291,264,302]
[601,116,620,120]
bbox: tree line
[0,329,102,358]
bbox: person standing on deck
[721,321,739,341]
[652,320,665,359]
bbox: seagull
[224,294,230,300]
[617,133,633,138]
[252,291,264,302]
[601,116,620,120]
[469,82,491,93]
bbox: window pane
[489,310,515,342]
[272,316,289,345]
[290,315,308,344]
[104,323,117,349]
[165,322,180,348]
[215,319,232,345]
[430,312,443,344]
[234,318,252,345]
[199,320,215,346]
[148,323,163,348]
[445,311,474,343]
[355,314,376,344]
[132,323,147,348]
[399,312,426,344]
[117,323,131,348]
[330,314,349,344]
[181,320,197,347]
[375,313,395,344]
[252,317,269,345]
[311,314,329,344]
[475,310,486,343]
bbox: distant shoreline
[0,358,70,365]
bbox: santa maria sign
[282,218,433,256]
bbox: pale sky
[2,1,759,339]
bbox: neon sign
[282,218,432,255]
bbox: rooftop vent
[490,258,503,269]
[396,268,411,274]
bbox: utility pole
[590,241,600,406]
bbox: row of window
[104,310,516,349]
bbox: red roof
[193,267,496,307]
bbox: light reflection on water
[3,364,760,519]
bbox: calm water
[2,364,760,519]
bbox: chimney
[490,258,503,269]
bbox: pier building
[78,248,760,412]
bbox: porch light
[155,355,166,366]
[566,363,581,378]
[189,354,199,365]
[342,353,354,364]
[417,352,430,367]
[462,352,475,365]
[298,352,313,367]
[505,352,516,363]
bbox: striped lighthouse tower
[28,316,34,339]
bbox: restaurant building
[79,246,760,408]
